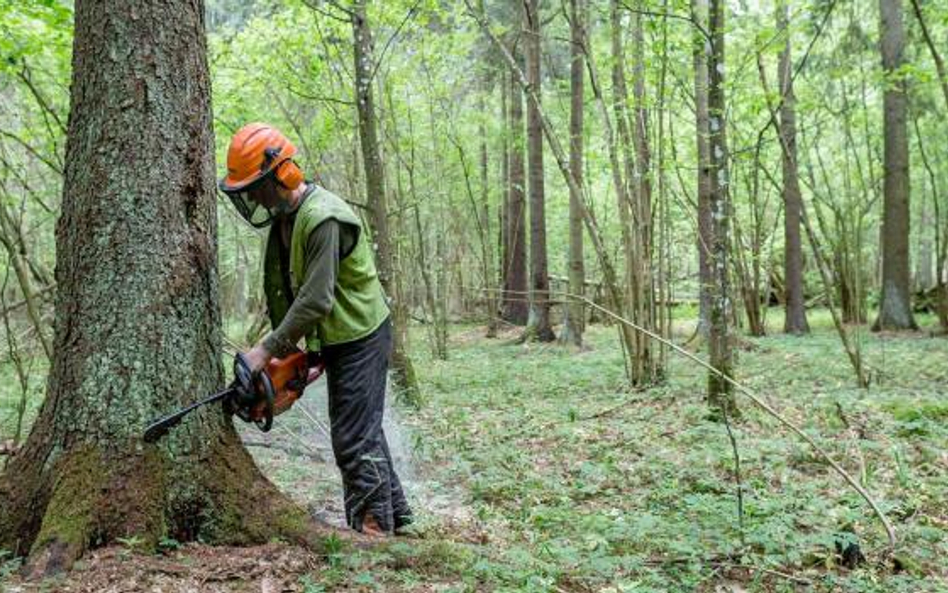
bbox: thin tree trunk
[522,0,555,342]
[500,78,510,302]
[909,0,948,330]
[562,0,585,347]
[692,0,713,339]
[630,1,661,382]
[0,203,52,359]
[479,92,498,338]
[707,0,738,416]
[778,0,810,335]
[874,0,918,331]
[504,68,529,325]
[352,0,422,399]
[0,0,325,575]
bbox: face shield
[220,173,278,229]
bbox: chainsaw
[143,350,325,443]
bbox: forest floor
[2,309,947,592]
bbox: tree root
[2,428,366,580]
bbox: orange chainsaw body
[246,351,324,422]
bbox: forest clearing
[1,0,948,591]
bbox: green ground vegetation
[2,312,947,591]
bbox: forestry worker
[218,123,412,537]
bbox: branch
[0,130,63,176]
[617,1,710,43]
[910,0,948,111]
[300,0,353,22]
[16,64,67,134]
[366,0,422,87]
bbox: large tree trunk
[561,0,585,347]
[0,0,320,576]
[707,0,738,416]
[352,0,422,399]
[522,0,555,342]
[873,0,918,331]
[503,68,529,326]
[778,0,810,335]
[692,0,713,339]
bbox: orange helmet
[220,123,304,191]
[219,123,305,227]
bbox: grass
[1,308,946,592]
[383,309,948,591]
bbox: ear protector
[260,147,304,191]
[274,159,304,190]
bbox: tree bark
[561,0,586,347]
[480,92,498,338]
[630,1,661,382]
[504,68,529,326]
[873,0,918,331]
[778,0,810,335]
[522,0,555,342]
[0,0,324,575]
[707,0,738,416]
[352,0,422,399]
[692,0,713,339]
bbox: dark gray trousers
[324,318,411,531]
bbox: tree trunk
[0,0,323,576]
[500,77,510,304]
[692,0,713,339]
[480,103,498,338]
[873,0,918,331]
[707,0,738,417]
[909,0,948,330]
[630,1,661,382]
[561,0,585,347]
[522,0,555,342]
[352,0,422,399]
[504,68,529,326]
[778,0,810,335]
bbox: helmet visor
[221,175,276,228]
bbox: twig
[0,129,63,176]
[296,403,333,444]
[720,394,745,547]
[242,438,326,462]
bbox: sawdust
[243,379,474,531]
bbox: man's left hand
[243,343,273,373]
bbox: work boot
[361,513,390,538]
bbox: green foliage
[0,549,22,580]
[156,536,182,553]
[387,320,948,590]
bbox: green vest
[263,186,390,350]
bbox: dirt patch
[4,542,319,593]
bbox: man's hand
[243,342,273,373]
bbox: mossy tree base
[0,424,336,579]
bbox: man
[218,123,412,536]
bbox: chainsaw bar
[143,386,235,443]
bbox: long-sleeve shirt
[262,217,356,356]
